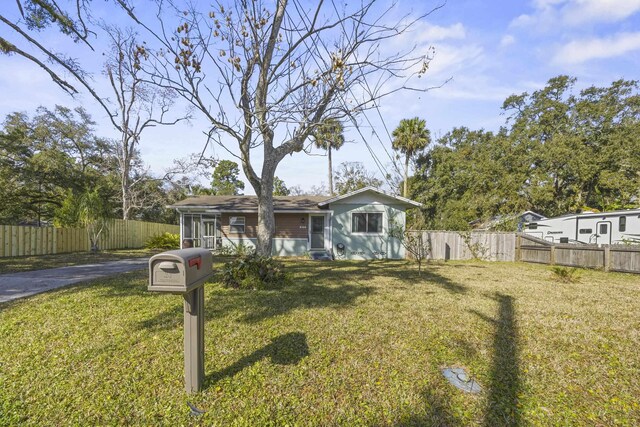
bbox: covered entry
[182,214,221,249]
[310,215,325,249]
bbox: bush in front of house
[216,242,255,257]
[144,232,180,250]
[222,253,288,290]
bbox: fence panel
[609,247,640,273]
[0,220,179,258]
[409,231,516,261]
[517,234,640,273]
[555,246,604,269]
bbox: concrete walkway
[0,258,149,304]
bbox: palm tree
[313,119,345,196]
[392,117,431,197]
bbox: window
[579,228,592,234]
[352,213,383,233]
[599,223,608,234]
[229,216,245,234]
[619,216,626,232]
[527,223,538,230]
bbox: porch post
[327,212,332,253]
[179,212,184,249]
[307,214,311,251]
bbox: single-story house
[169,186,422,259]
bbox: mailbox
[147,247,214,393]
[148,248,213,293]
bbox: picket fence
[0,220,179,257]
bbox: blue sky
[1,0,639,194]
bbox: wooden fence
[0,220,179,257]
[517,234,640,273]
[409,231,517,261]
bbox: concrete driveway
[0,258,149,304]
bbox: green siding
[331,203,406,260]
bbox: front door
[202,218,220,249]
[596,221,611,245]
[310,216,325,249]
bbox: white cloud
[511,0,640,29]
[428,78,519,102]
[500,35,516,47]
[389,21,467,50]
[426,44,484,78]
[418,23,467,41]
[565,0,640,25]
[552,31,640,64]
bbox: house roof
[169,187,422,211]
[317,186,422,207]
[169,195,329,211]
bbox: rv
[523,209,640,245]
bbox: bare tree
[125,0,437,255]
[388,217,431,275]
[0,1,133,114]
[2,3,192,222]
[104,28,189,220]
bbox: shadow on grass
[137,258,462,329]
[471,293,521,426]
[396,386,464,426]
[205,332,309,388]
[215,281,376,324]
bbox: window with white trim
[352,212,383,233]
[229,216,245,234]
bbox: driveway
[0,258,149,304]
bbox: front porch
[179,211,332,256]
[181,213,222,250]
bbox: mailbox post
[148,248,213,393]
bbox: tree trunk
[256,169,275,256]
[121,171,131,220]
[328,146,334,196]
[404,153,410,197]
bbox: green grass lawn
[1,259,639,426]
[0,249,157,274]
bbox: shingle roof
[169,195,330,211]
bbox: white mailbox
[148,248,213,293]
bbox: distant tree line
[408,76,640,230]
[0,106,206,226]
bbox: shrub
[222,253,288,290]
[216,243,255,257]
[550,266,581,283]
[144,232,180,250]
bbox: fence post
[515,234,521,261]
[603,246,610,272]
[549,245,556,265]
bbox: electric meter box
[148,248,213,293]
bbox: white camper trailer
[523,209,640,245]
